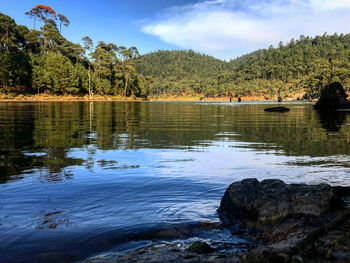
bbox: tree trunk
[124,74,129,97]
[88,66,92,99]
[5,24,9,50]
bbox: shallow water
[0,101,350,262]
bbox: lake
[1,101,350,262]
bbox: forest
[1,6,350,99]
[0,6,149,98]
[136,35,350,99]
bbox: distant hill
[228,49,265,67]
[136,50,231,80]
[137,34,350,98]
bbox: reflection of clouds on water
[154,141,350,186]
[1,102,350,262]
[2,102,350,184]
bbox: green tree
[32,52,79,94]
[57,14,70,34]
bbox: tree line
[1,6,350,99]
[136,34,350,98]
[0,6,150,98]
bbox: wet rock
[218,179,337,226]
[188,242,214,254]
[264,107,290,112]
[314,82,350,112]
[84,243,240,263]
[83,179,350,263]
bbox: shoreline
[83,179,350,263]
[0,93,309,102]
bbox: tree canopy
[136,34,350,98]
[0,9,151,98]
[1,7,350,99]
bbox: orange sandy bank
[0,92,308,102]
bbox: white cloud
[141,0,350,60]
[310,0,350,10]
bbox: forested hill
[136,50,230,79]
[1,7,350,99]
[137,34,350,98]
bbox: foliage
[136,34,350,98]
[2,8,350,99]
[0,10,152,98]
[32,52,79,94]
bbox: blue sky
[2,0,350,60]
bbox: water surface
[1,101,350,262]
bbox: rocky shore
[83,179,350,263]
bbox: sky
[2,0,350,60]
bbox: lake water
[1,101,350,262]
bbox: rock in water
[314,82,350,112]
[218,179,337,225]
[264,107,290,112]
[188,242,214,254]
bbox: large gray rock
[314,82,350,112]
[218,179,337,225]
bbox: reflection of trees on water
[317,111,347,132]
[1,102,350,183]
[35,210,69,230]
[225,105,350,156]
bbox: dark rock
[188,242,214,254]
[264,107,290,112]
[314,82,350,112]
[84,179,350,263]
[218,179,337,225]
[240,250,290,263]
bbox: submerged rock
[218,179,337,225]
[314,82,350,112]
[188,242,214,254]
[264,107,290,112]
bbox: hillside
[136,50,230,79]
[2,8,350,100]
[137,34,350,98]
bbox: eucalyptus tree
[90,41,119,94]
[118,46,140,96]
[57,14,70,34]
[0,13,31,93]
[25,5,57,29]
[82,36,93,98]
[40,20,61,52]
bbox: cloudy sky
[2,0,350,60]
